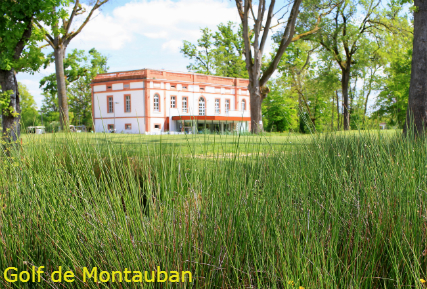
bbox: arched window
[153,94,160,112]
[241,99,246,111]
[199,97,205,116]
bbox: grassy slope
[1,130,426,288]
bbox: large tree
[0,0,60,143]
[234,0,335,133]
[309,0,384,130]
[39,48,108,130]
[402,0,427,135]
[36,0,109,130]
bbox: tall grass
[1,131,426,288]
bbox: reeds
[0,130,426,288]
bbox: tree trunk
[341,68,351,130]
[331,97,334,131]
[363,89,371,125]
[248,77,264,134]
[54,44,69,130]
[336,90,340,131]
[0,69,21,144]
[404,1,427,136]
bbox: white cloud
[71,11,133,50]
[162,39,183,53]
[70,0,240,52]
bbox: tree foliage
[39,48,108,130]
[36,0,109,129]
[18,83,40,128]
[0,0,62,142]
[181,22,248,78]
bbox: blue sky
[18,0,404,112]
[19,0,242,108]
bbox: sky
[19,0,244,108]
[17,0,400,112]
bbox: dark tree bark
[331,95,334,130]
[336,90,340,130]
[341,68,351,130]
[0,16,32,144]
[0,69,21,143]
[403,1,427,136]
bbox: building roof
[92,68,250,88]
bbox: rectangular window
[124,83,130,89]
[171,96,176,108]
[125,95,131,112]
[154,124,160,129]
[215,99,220,114]
[125,123,132,130]
[241,99,246,111]
[182,97,188,113]
[107,96,113,113]
[225,99,230,113]
[199,97,205,116]
[153,94,160,112]
[107,124,114,131]
[171,85,176,89]
[107,85,112,90]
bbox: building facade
[91,69,251,134]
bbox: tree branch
[65,0,109,46]
[259,0,276,56]
[259,0,302,88]
[34,21,55,48]
[291,2,339,42]
[14,16,34,60]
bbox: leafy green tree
[273,41,340,133]
[18,83,40,128]
[181,22,248,78]
[40,48,108,130]
[40,91,60,132]
[234,0,335,133]
[36,0,109,130]
[0,0,61,143]
[374,33,412,128]
[310,0,385,130]
[40,49,88,95]
[68,48,108,129]
[262,79,298,132]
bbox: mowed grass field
[1,130,427,288]
[21,131,310,156]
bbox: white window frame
[171,96,176,108]
[153,94,160,112]
[125,95,131,112]
[199,97,205,116]
[108,96,113,113]
[215,99,220,114]
[182,97,187,113]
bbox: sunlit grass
[1,130,426,288]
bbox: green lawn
[1,129,425,288]
[20,129,397,155]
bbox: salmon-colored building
[91,69,251,134]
